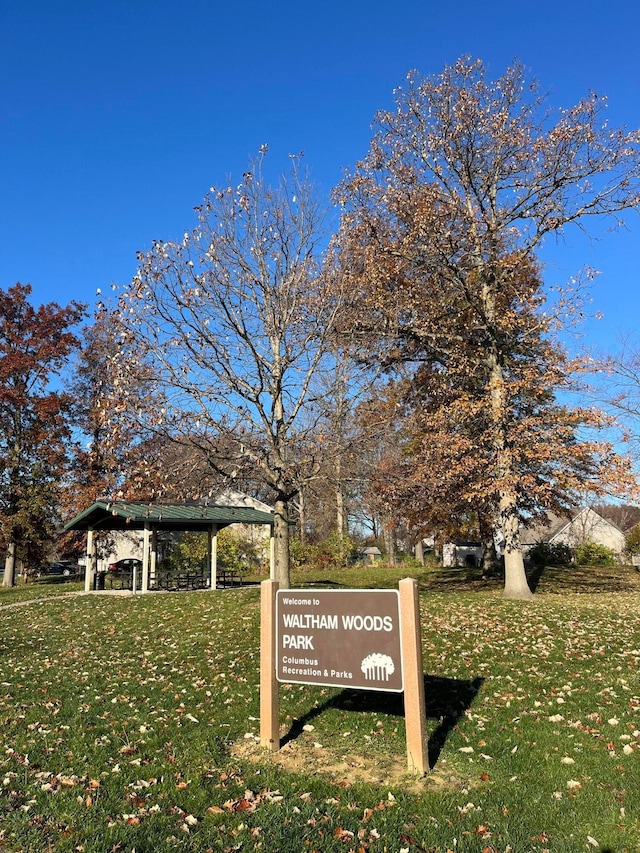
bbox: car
[107,558,143,575]
[43,561,82,577]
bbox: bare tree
[303,351,374,540]
[603,335,640,447]
[106,153,343,587]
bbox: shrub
[527,541,573,567]
[169,529,262,574]
[290,533,358,571]
[320,532,359,567]
[625,524,640,555]
[574,541,616,566]
[217,528,262,574]
[288,538,319,571]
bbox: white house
[439,506,626,569]
[520,507,626,559]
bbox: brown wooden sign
[261,579,429,775]
[276,589,403,692]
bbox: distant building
[439,506,627,569]
[520,507,625,559]
[361,546,382,563]
[442,541,483,568]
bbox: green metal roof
[64,500,274,532]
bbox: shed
[442,540,483,568]
[361,546,382,564]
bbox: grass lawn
[0,563,637,852]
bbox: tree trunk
[488,346,533,600]
[384,523,396,567]
[414,538,424,566]
[500,491,533,600]
[297,488,306,546]
[336,482,345,536]
[480,537,501,577]
[479,513,501,576]
[334,445,347,536]
[3,541,16,588]
[272,496,291,588]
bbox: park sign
[276,589,403,692]
[261,579,429,775]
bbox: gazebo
[64,500,274,593]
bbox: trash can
[94,571,106,591]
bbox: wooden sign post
[398,577,428,774]
[260,577,428,774]
[260,579,280,752]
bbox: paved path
[0,589,134,610]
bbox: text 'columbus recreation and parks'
[275,589,404,692]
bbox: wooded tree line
[3,58,640,598]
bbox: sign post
[260,579,280,751]
[399,577,428,774]
[260,578,429,774]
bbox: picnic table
[102,566,243,592]
[156,570,208,591]
[216,569,243,588]
[105,570,134,591]
[156,569,241,590]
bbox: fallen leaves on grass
[0,580,638,852]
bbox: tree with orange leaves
[334,58,640,598]
[0,283,86,586]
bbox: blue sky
[1,0,639,356]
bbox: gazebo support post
[151,528,158,590]
[209,525,218,589]
[142,523,150,593]
[269,526,275,580]
[84,527,96,593]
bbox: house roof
[210,489,273,513]
[520,512,571,545]
[64,500,274,533]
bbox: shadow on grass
[281,674,484,769]
[527,562,640,594]
[415,562,640,596]
[424,675,484,767]
[527,564,545,593]
[417,568,503,594]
